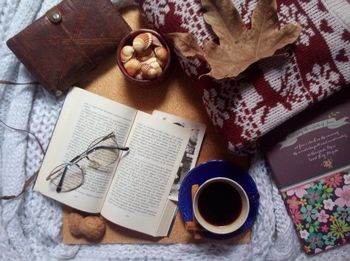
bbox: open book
[34,87,191,237]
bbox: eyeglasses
[46,132,129,193]
[0,119,129,200]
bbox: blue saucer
[178,160,260,240]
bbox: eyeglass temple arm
[88,145,129,152]
[116,146,129,151]
[74,132,116,157]
[91,132,115,145]
[68,132,116,162]
[56,166,69,193]
[55,153,86,193]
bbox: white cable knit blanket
[1,0,350,260]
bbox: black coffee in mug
[193,177,250,234]
[197,181,242,226]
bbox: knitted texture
[138,0,350,154]
[1,0,350,260]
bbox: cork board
[62,7,250,245]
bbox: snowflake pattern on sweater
[138,0,350,154]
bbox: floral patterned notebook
[261,90,350,254]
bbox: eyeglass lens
[48,133,122,192]
[50,163,84,192]
[86,134,120,169]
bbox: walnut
[79,216,106,241]
[68,212,84,237]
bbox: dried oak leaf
[168,0,301,80]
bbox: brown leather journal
[6,0,131,95]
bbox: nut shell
[140,63,152,75]
[79,216,106,241]
[156,58,166,68]
[144,68,158,80]
[136,48,155,62]
[133,32,152,52]
[121,45,135,63]
[149,61,161,69]
[68,212,84,237]
[135,72,144,80]
[154,47,168,62]
[124,58,141,77]
[151,35,162,47]
[143,57,157,66]
[154,66,163,77]
[143,57,162,70]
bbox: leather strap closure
[46,7,62,24]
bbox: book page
[152,110,206,201]
[101,111,191,236]
[34,87,137,213]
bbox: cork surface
[62,7,250,245]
